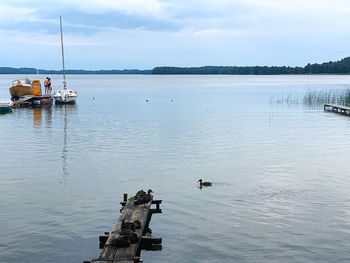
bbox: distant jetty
[2,56,350,75]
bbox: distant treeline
[0,67,151,74]
[2,57,350,75]
[152,57,350,75]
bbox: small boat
[53,16,77,104]
[54,88,77,103]
[0,98,13,113]
[9,79,33,99]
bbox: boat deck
[13,95,53,107]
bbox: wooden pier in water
[85,191,162,263]
[13,95,52,107]
[324,104,350,116]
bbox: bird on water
[198,179,212,187]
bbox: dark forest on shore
[2,57,350,75]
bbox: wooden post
[99,232,110,248]
[124,193,128,202]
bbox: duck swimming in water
[198,179,212,187]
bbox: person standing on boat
[44,77,52,95]
[47,78,52,95]
[44,77,49,95]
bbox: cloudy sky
[0,0,350,69]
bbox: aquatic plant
[270,89,350,107]
[302,89,350,106]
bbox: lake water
[1,75,350,263]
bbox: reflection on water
[55,103,78,190]
[31,105,53,129]
[33,108,42,128]
[0,108,12,115]
[2,75,350,263]
[44,104,52,128]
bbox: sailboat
[54,16,77,104]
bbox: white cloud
[1,0,350,68]
[0,5,36,24]
[59,0,170,18]
[192,28,244,37]
[0,29,100,46]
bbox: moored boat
[9,79,33,99]
[53,16,77,104]
[53,88,77,103]
[0,98,13,113]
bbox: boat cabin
[12,79,32,86]
[11,79,41,96]
[32,79,41,96]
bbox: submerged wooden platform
[324,104,350,116]
[13,95,52,107]
[85,191,162,263]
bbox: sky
[0,0,350,70]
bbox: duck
[134,189,153,206]
[147,189,153,198]
[135,189,146,199]
[198,179,212,187]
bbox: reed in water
[303,89,350,106]
[270,89,350,106]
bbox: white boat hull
[0,99,13,112]
[54,89,77,103]
[0,98,13,107]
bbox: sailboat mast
[60,16,66,89]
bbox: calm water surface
[1,75,350,262]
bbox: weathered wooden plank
[113,197,153,261]
[324,103,350,117]
[150,208,162,214]
[96,195,153,262]
[324,103,350,111]
[88,191,162,263]
[97,197,135,260]
[13,95,33,105]
[120,200,162,207]
[13,95,53,107]
[92,260,134,263]
[141,236,162,245]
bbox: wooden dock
[324,104,350,116]
[13,95,52,107]
[85,190,162,263]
